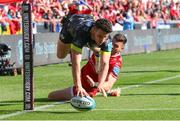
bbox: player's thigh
[57,40,71,59]
[48,87,73,101]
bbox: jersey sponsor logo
[113,66,120,76]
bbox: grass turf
[0,49,180,120]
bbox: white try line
[0,74,180,120]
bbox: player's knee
[57,52,67,59]
[48,92,55,100]
[57,53,64,59]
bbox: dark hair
[122,12,127,17]
[95,19,112,33]
[113,33,127,44]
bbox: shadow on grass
[0,110,21,114]
[122,93,180,96]
[0,98,50,103]
[0,98,55,107]
[35,98,50,102]
[0,101,22,106]
[34,111,80,114]
[0,110,79,117]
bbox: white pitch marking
[0,75,179,120]
[121,75,180,90]
[0,102,67,120]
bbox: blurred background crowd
[0,0,180,35]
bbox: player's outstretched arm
[97,52,111,97]
[101,74,117,92]
[102,72,121,97]
[71,49,89,97]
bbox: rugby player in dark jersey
[56,14,112,97]
[62,0,93,66]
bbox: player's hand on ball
[86,75,107,97]
[76,86,89,97]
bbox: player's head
[112,33,127,54]
[91,19,112,46]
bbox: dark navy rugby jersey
[60,14,112,53]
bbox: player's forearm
[71,50,82,88]
[72,62,82,87]
[102,74,117,92]
[98,62,109,86]
[101,81,113,92]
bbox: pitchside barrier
[0,28,180,68]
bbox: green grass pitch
[0,49,180,120]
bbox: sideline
[0,74,180,120]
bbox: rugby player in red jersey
[49,33,127,100]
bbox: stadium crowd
[0,0,180,35]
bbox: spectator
[0,0,180,34]
[149,12,159,29]
[122,11,134,30]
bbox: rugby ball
[70,96,96,111]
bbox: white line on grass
[0,102,67,120]
[121,74,180,90]
[0,74,180,120]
